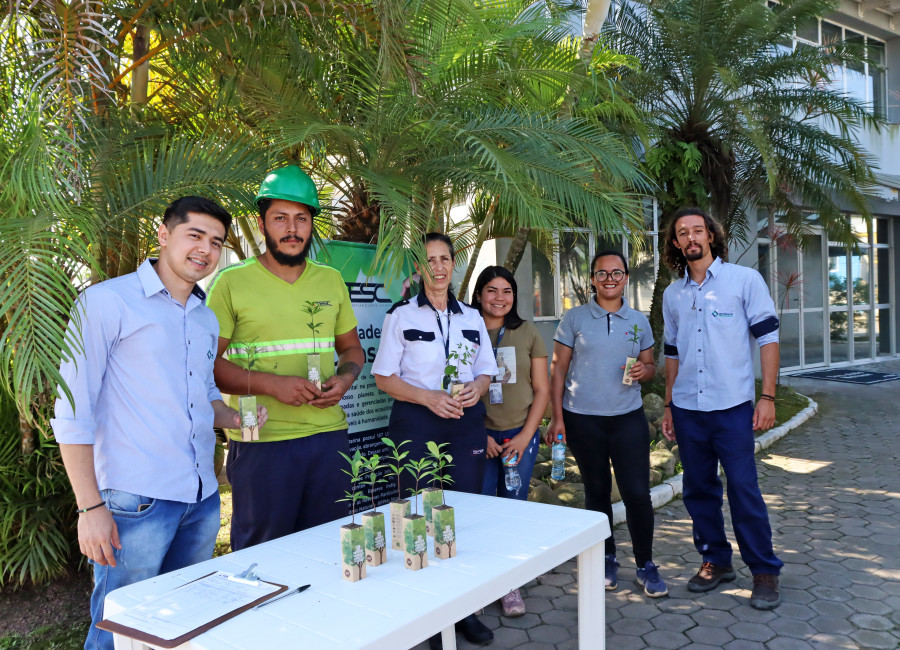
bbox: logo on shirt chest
[711,310,734,318]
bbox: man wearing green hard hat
[208,165,365,550]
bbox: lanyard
[432,307,451,360]
[491,326,506,359]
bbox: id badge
[489,381,504,404]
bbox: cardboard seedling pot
[362,511,386,567]
[423,488,443,536]
[307,353,323,391]
[449,382,464,399]
[622,357,637,386]
[389,499,410,550]
[432,505,457,560]
[238,395,259,441]
[340,523,366,582]
[403,514,428,571]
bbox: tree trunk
[648,229,675,363]
[237,216,261,257]
[502,227,530,273]
[458,194,498,299]
[131,24,150,105]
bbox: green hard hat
[255,165,320,215]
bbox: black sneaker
[456,614,493,645]
[687,561,736,593]
[750,573,781,610]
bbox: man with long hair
[660,207,783,610]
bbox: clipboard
[97,571,288,648]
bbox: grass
[0,623,89,650]
[214,484,233,558]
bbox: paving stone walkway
[415,359,900,649]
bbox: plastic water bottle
[502,439,522,494]
[551,434,566,481]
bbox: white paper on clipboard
[105,572,281,641]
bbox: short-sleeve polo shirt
[554,297,653,416]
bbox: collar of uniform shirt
[416,290,463,314]
[681,256,724,287]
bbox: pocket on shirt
[708,296,741,328]
[103,489,157,518]
[403,329,436,342]
[461,329,481,346]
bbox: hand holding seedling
[423,389,465,419]
[266,374,323,406]
[308,372,354,408]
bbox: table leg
[577,542,605,650]
[441,625,457,650]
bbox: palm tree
[227,0,650,277]
[604,0,881,347]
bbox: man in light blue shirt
[660,207,783,610]
[52,196,266,650]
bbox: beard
[263,228,311,267]
[683,245,705,262]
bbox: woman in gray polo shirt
[546,250,668,598]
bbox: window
[768,8,888,119]
[531,199,659,320]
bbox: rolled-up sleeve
[662,290,679,359]
[745,272,780,347]
[50,288,120,444]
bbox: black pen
[253,584,311,610]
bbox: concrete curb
[610,394,819,526]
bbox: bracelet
[77,501,106,514]
[665,402,672,408]
[760,394,775,402]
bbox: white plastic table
[105,491,610,650]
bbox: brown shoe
[687,561,736,592]
[750,573,781,609]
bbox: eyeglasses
[593,270,626,282]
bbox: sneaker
[455,614,493,645]
[501,589,526,617]
[635,561,669,598]
[605,554,619,591]
[687,561,736,593]
[750,573,781,610]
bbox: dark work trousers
[671,401,783,575]
[563,407,655,567]
[226,429,351,551]
[391,400,487,499]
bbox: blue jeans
[481,427,540,500]
[86,489,220,650]
[672,401,783,576]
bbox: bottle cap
[556,434,563,441]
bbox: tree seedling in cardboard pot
[381,437,412,550]
[337,450,367,581]
[427,441,457,559]
[236,340,260,441]
[301,300,326,390]
[444,342,475,398]
[422,441,450,536]
[403,457,434,571]
[361,454,387,566]
[622,323,642,386]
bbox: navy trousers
[226,429,351,551]
[390,400,487,498]
[672,401,783,575]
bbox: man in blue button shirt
[52,196,267,650]
[660,207,783,610]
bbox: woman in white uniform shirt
[373,232,497,648]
